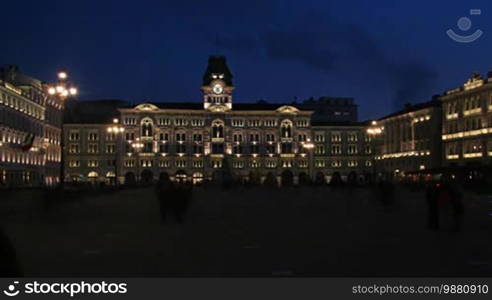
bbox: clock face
[212,84,223,94]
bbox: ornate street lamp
[131,138,144,183]
[107,120,125,185]
[302,138,315,181]
[46,69,78,186]
[366,120,384,180]
[47,70,78,99]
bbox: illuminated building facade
[311,121,373,182]
[441,73,492,171]
[64,57,492,185]
[373,100,442,177]
[0,65,63,186]
[63,56,371,185]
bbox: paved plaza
[1,186,491,277]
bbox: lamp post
[46,70,78,187]
[366,120,384,182]
[107,119,125,185]
[302,138,315,181]
[131,138,144,183]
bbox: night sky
[2,0,492,120]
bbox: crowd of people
[425,175,465,232]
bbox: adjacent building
[312,121,373,182]
[373,100,442,178]
[300,97,358,123]
[0,65,63,187]
[440,73,492,177]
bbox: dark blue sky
[2,0,491,120]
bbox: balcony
[463,152,483,159]
[442,128,491,140]
[211,137,224,143]
[463,108,482,116]
[445,113,458,120]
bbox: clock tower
[201,55,234,111]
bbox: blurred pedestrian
[379,179,395,212]
[445,178,464,232]
[155,173,174,224]
[172,182,192,223]
[425,182,439,230]
[433,174,465,232]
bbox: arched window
[141,118,153,137]
[212,120,224,138]
[281,120,293,138]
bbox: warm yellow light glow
[69,87,77,95]
[132,141,143,149]
[113,118,119,124]
[446,113,458,120]
[48,87,56,95]
[366,127,383,135]
[58,72,67,80]
[56,86,64,93]
[463,108,481,116]
[379,150,431,160]
[463,152,483,158]
[442,128,491,140]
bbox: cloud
[387,62,437,109]
[213,13,437,109]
